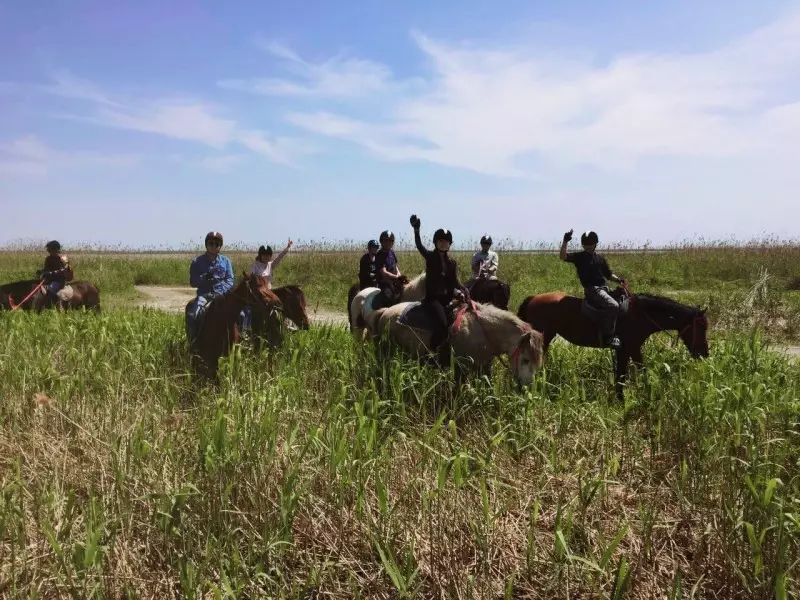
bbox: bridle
[629,294,706,354]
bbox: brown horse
[0,279,101,312]
[190,273,283,377]
[517,290,709,400]
[467,277,511,310]
[273,285,310,330]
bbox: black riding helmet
[480,234,492,246]
[367,239,379,249]
[379,230,395,243]
[205,231,224,245]
[581,231,599,246]
[45,240,61,251]
[433,228,453,244]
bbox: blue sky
[1,0,798,248]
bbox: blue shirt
[190,253,234,297]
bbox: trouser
[185,295,210,345]
[374,282,399,310]
[46,280,65,297]
[425,296,450,350]
[584,286,619,337]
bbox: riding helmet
[480,234,492,246]
[433,228,453,244]
[45,240,61,251]
[379,230,395,243]
[367,239,379,249]
[580,231,599,246]
[205,231,224,244]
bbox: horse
[348,274,426,338]
[0,279,101,312]
[517,290,709,400]
[189,273,283,378]
[467,277,511,310]
[368,300,543,386]
[273,285,310,330]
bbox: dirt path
[135,285,348,327]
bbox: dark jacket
[358,253,378,290]
[414,229,464,302]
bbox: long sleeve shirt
[414,229,464,301]
[471,250,498,277]
[190,253,234,297]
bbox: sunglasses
[206,241,222,247]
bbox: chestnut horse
[273,285,310,330]
[190,273,283,377]
[0,279,101,312]
[517,291,709,400]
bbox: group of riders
[356,216,626,351]
[32,219,627,350]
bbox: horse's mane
[634,293,701,318]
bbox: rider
[560,229,625,349]
[249,239,293,289]
[374,230,403,308]
[39,240,74,303]
[186,231,234,346]
[470,234,499,282]
[410,214,468,359]
[358,239,380,290]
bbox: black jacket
[414,229,464,302]
[358,253,378,290]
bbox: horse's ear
[242,270,249,280]
[701,307,708,315]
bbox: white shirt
[248,247,289,289]
[471,249,498,277]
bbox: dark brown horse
[190,273,283,377]
[0,279,101,312]
[517,290,709,399]
[273,285,310,330]
[467,277,511,310]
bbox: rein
[9,281,45,311]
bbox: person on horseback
[470,234,499,282]
[410,214,468,360]
[186,231,234,346]
[358,239,380,290]
[374,230,403,308]
[39,241,74,304]
[249,239,292,290]
[560,229,626,349]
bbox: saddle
[397,301,453,333]
[580,287,630,322]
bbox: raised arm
[272,239,293,269]
[559,229,573,261]
[410,214,430,258]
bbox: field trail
[135,285,348,327]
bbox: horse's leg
[614,350,631,401]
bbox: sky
[1,0,798,249]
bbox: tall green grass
[0,308,798,597]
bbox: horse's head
[679,309,710,359]
[510,328,544,386]
[240,272,281,311]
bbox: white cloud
[219,39,394,99]
[285,11,800,175]
[0,134,139,176]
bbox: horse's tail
[517,296,533,321]
[347,284,359,327]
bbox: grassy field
[1,247,799,598]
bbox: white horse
[350,274,426,339]
[367,300,544,386]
